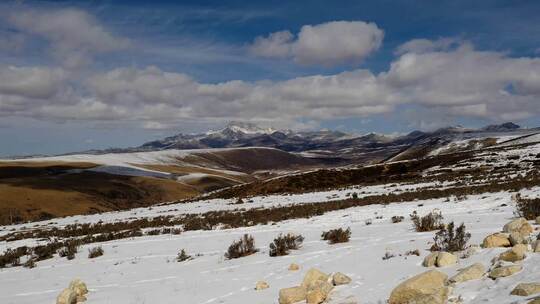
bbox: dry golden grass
[0,162,200,225]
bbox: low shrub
[88,246,104,259]
[410,210,444,232]
[269,233,304,257]
[405,249,420,256]
[176,249,192,262]
[514,196,540,220]
[23,257,36,269]
[391,216,404,223]
[58,241,79,260]
[225,234,258,259]
[431,222,470,252]
[321,227,351,244]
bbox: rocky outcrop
[449,263,485,283]
[255,281,269,290]
[509,231,529,246]
[498,244,529,262]
[306,279,334,304]
[422,252,458,267]
[489,265,523,279]
[302,268,330,288]
[288,263,300,271]
[388,270,450,304]
[279,286,307,304]
[57,279,88,304]
[437,252,458,267]
[422,252,438,267]
[332,272,352,286]
[482,233,511,248]
[57,289,77,304]
[503,218,533,235]
[511,282,540,296]
[69,279,88,298]
[278,268,352,304]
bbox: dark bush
[431,222,470,252]
[269,233,304,257]
[225,234,258,259]
[410,210,444,232]
[88,246,104,258]
[23,257,36,269]
[321,227,351,244]
[515,196,540,220]
[176,249,192,262]
[58,241,79,260]
[391,216,405,223]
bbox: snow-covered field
[1,187,539,304]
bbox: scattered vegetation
[321,227,351,244]
[410,210,444,232]
[405,249,420,256]
[225,234,258,259]
[391,215,405,223]
[58,241,79,260]
[88,246,104,259]
[176,249,192,262]
[22,257,36,269]
[431,222,471,252]
[2,170,540,268]
[382,252,396,260]
[269,233,304,257]
[514,195,540,220]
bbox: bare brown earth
[0,162,199,225]
[0,148,327,224]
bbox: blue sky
[1,0,540,156]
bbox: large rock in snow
[306,279,334,304]
[255,281,269,290]
[503,218,533,235]
[278,286,307,304]
[69,279,88,297]
[422,252,457,267]
[509,231,529,246]
[482,233,511,248]
[332,272,352,286]
[56,288,76,304]
[422,252,438,267]
[449,263,485,283]
[288,263,300,271]
[536,216,540,225]
[436,252,458,267]
[302,268,330,288]
[511,282,540,296]
[489,265,523,279]
[499,244,529,262]
[388,270,450,304]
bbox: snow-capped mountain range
[126,121,535,162]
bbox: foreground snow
[1,188,539,304]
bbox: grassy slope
[0,162,199,224]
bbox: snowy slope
[0,189,539,304]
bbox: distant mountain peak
[482,122,520,132]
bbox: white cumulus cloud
[249,21,384,66]
[7,8,130,68]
